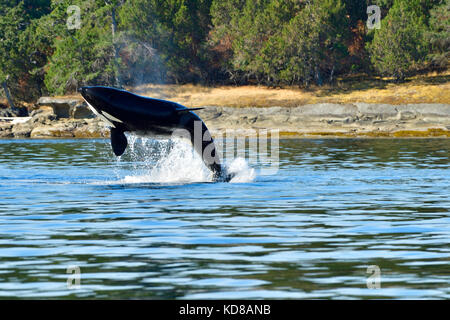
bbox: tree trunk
[111,6,117,39]
[111,6,121,88]
[1,79,17,112]
[315,67,323,86]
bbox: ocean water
[0,137,448,299]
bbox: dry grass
[129,71,450,108]
[4,70,444,108]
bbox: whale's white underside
[85,101,120,128]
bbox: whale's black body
[79,86,228,181]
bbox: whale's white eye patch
[102,111,123,123]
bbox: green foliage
[232,0,300,82]
[0,0,448,97]
[368,0,430,81]
[266,0,350,85]
[0,0,51,100]
[210,0,349,86]
[119,0,213,83]
[0,3,26,83]
[43,1,118,94]
[427,0,449,67]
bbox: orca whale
[79,86,229,181]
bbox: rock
[37,97,84,119]
[0,105,28,117]
[2,100,450,139]
[0,108,15,117]
[73,118,109,138]
[0,122,13,138]
[293,103,358,117]
[30,120,76,138]
[29,106,53,117]
[30,119,107,138]
[11,121,34,137]
[36,97,94,119]
[355,103,398,118]
[73,125,109,138]
[30,125,70,138]
[71,103,94,119]
[30,108,57,124]
[397,111,416,120]
[195,103,450,136]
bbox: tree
[209,0,351,86]
[259,0,349,86]
[367,0,429,81]
[0,0,51,104]
[427,0,449,68]
[232,0,300,84]
[209,0,302,84]
[0,0,448,97]
[208,0,248,83]
[43,1,118,94]
[119,0,213,84]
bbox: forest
[0,0,448,103]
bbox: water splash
[113,135,255,184]
[226,157,256,183]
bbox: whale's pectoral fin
[110,127,128,156]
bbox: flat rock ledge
[36,96,95,119]
[197,103,450,137]
[1,99,449,138]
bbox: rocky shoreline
[0,97,109,138]
[1,97,449,138]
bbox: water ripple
[0,138,449,299]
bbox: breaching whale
[79,86,229,181]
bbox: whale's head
[79,86,121,112]
[79,86,127,128]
